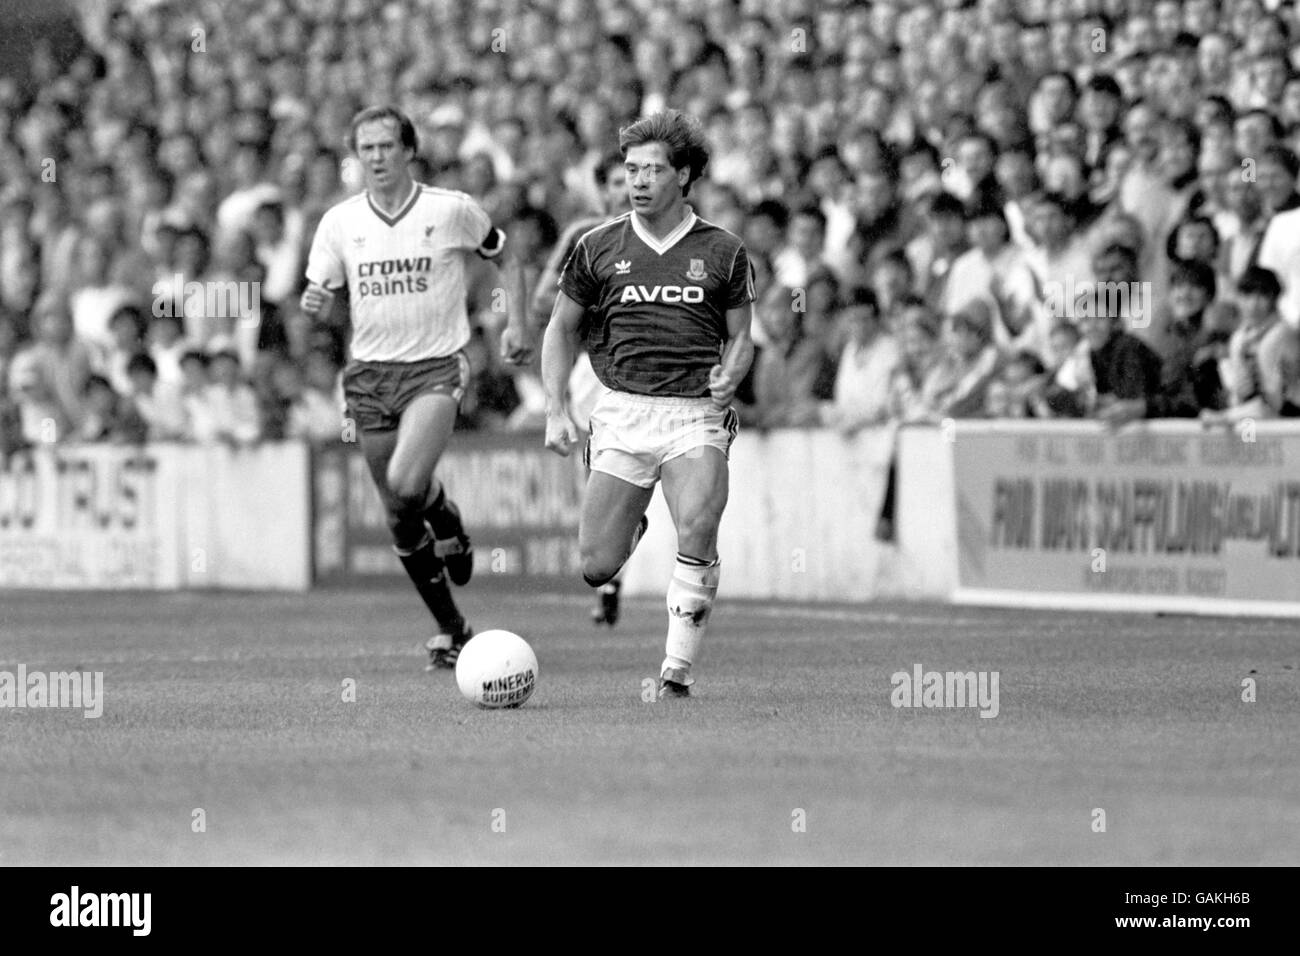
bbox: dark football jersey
[558,209,755,397]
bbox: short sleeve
[725,244,756,309]
[558,236,599,309]
[305,210,346,289]
[455,196,504,259]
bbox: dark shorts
[343,352,469,433]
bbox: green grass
[1,588,1297,865]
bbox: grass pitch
[1,586,1297,865]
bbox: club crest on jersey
[686,258,707,280]
[619,284,705,303]
[614,259,632,275]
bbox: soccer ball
[455,630,538,709]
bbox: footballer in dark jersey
[541,110,755,699]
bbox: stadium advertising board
[0,446,179,589]
[952,422,1300,616]
[313,434,586,588]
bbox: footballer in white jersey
[301,106,532,672]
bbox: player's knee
[385,466,428,512]
[675,509,722,554]
[580,544,622,587]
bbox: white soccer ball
[455,629,538,709]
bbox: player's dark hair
[618,110,710,197]
[1237,265,1283,300]
[347,105,419,156]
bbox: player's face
[354,119,413,192]
[624,143,687,218]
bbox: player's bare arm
[541,290,585,455]
[299,281,336,318]
[708,303,755,409]
[496,242,534,366]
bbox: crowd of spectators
[3,0,1300,455]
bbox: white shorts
[585,389,739,488]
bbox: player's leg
[578,470,654,589]
[381,390,475,668]
[388,387,474,587]
[656,444,729,697]
[582,436,647,627]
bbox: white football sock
[663,557,720,680]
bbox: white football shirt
[306,183,504,362]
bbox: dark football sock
[396,539,464,633]
[424,483,464,540]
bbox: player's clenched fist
[708,364,736,409]
[544,410,580,456]
[300,283,336,317]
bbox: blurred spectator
[921,303,1001,420]
[3,0,1297,437]
[985,350,1048,418]
[125,352,187,442]
[1078,304,1164,426]
[100,305,147,395]
[906,192,969,311]
[945,201,1045,359]
[772,205,829,293]
[250,200,304,307]
[195,349,262,446]
[1255,146,1300,327]
[286,349,344,442]
[9,295,96,443]
[821,287,899,435]
[887,304,942,425]
[77,374,147,444]
[1151,260,1226,417]
[746,282,826,429]
[1207,266,1300,422]
[458,325,521,432]
[147,312,188,387]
